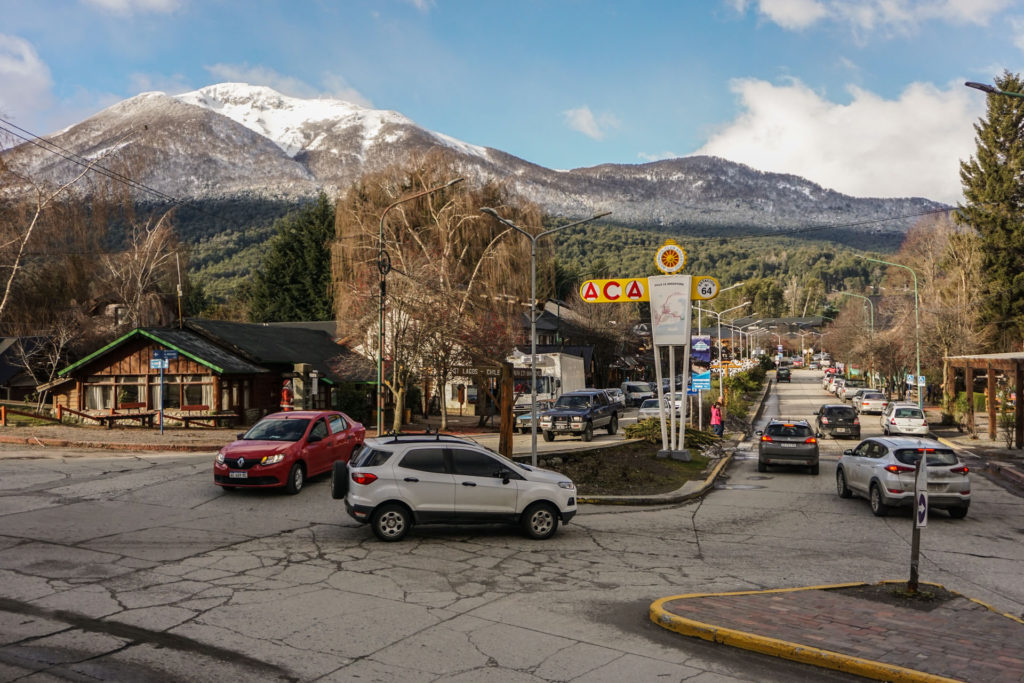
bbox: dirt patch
[827,582,958,612]
[542,440,712,496]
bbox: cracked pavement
[0,378,1022,681]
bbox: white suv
[333,433,577,541]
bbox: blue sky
[2,0,1023,204]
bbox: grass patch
[544,440,711,496]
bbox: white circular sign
[695,277,718,300]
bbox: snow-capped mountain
[2,83,946,235]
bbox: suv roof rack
[767,416,810,424]
[377,429,474,445]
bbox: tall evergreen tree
[958,71,1024,348]
[248,191,334,322]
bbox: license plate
[229,471,248,479]
[778,442,797,448]
[835,428,848,433]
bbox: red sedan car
[214,410,365,494]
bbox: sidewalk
[651,581,1024,682]
[924,406,1024,493]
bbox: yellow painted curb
[650,582,969,683]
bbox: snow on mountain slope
[175,83,489,161]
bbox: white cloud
[81,0,183,14]
[0,34,53,129]
[695,77,981,203]
[757,0,828,30]
[563,106,619,141]
[205,63,373,107]
[734,0,1014,33]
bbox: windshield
[554,395,590,409]
[863,393,884,400]
[826,407,856,418]
[625,383,652,393]
[244,418,310,441]
[895,408,924,419]
[640,399,660,409]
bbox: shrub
[624,418,717,448]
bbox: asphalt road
[0,369,1020,681]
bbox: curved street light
[965,81,1024,99]
[480,208,611,466]
[376,178,464,434]
[838,291,875,334]
[862,256,922,408]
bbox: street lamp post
[863,256,922,408]
[377,178,464,435]
[838,291,874,333]
[480,208,611,466]
[965,82,1024,99]
[695,301,751,401]
[738,320,763,359]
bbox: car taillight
[890,417,897,424]
[820,417,829,424]
[950,466,969,475]
[885,464,916,473]
[761,434,773,442]
[853,418,860,425]
[804,437,817,444]
[350,472,377,485]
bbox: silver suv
[836,436,970,518]
[333,433,577,541]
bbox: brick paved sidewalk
[653,583,1024,682]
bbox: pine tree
[958,71,1024,348]
[248,192,335,322]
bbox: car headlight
[571,416,582,424]
[260,453,286,465]
[216,452,225,464]
[540,417,552,426]
[558,481,575,490]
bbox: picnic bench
[174,405,238,429]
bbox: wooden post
[987,363,997,441]
[965,366,975,435]
[1,405,6,427]
[498,362,514,460]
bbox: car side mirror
[497,469,511,484]
[816,432,824,439]
[237,432,246,440]
[843,449,854,455]
[755,430,763,436]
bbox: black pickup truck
[538,389,619,442]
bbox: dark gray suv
[756,418,820,475]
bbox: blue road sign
[153,349,179,360]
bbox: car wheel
[948,504,969,519]
[869,483,889,516]
[521,502,559,540]
[284,463,305,495]
[543,430,555,442]
[836,468,852,498]
[581,423,593,442]
[331,461,349,500]
[810,464,819,475]
[757,460,767,473]
[371,503,412,541]
[607,415,618,436]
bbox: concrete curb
[649,582,970,683]
[0,434,220,453]
[576,451,733,505]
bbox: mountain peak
[174,82,414,157]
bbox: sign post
[909,452,929,592]
[152,350,178,434]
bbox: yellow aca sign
[579,276,719,303]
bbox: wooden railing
[0,405,61,426]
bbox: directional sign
[915,457,928,528]
[153,349,178,360]
[916,491,928,527]
[579,276,721,303]
[150,359,169,369]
